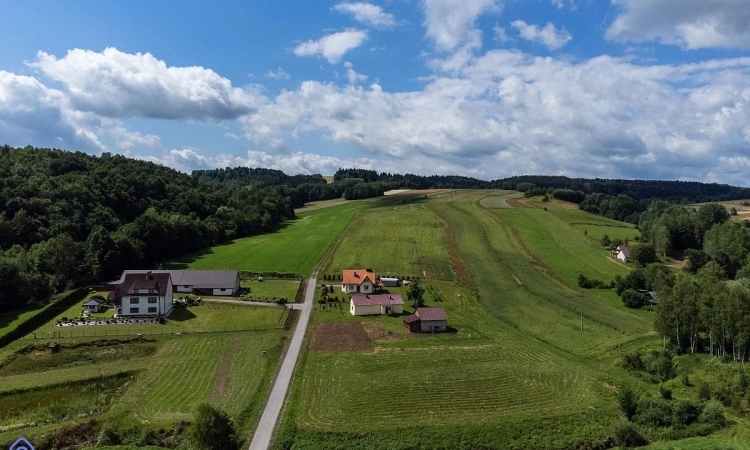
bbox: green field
[324,203,452,279]
[241,278,301,301]
[169,202,369,275]
[25,302,286,340]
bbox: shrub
[618,385,639,420]
[659,385,673,400]
[697,381,712,401]
[634,397,672,427]
[191,403,239,450]
[621,289,645,308]
[672,399,701,429]
[613,422,647,447]
[699,399,726,428]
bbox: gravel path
[248,277,315,450]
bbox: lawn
[240,278,301,302]
[26,302,287,340]
[168,202,369,276]
[324,203,452,279]
[0,330,284,445]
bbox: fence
[23,323,288,341]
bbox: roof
[403,314,420,324]
[342,269,376,286]
[351,294,403,307]
[415,307,447,321]
[115,272,171,297]
[618,246,631,258]
[117,270,238,289]
[82,299,102,306]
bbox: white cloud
[265,67,290,80]
[343,62,368,84]
[294,29,368,63]
[607,0,750,49]
[333,2,396,28]
[28,47,263,120]
[492,24,509,44]
[511,20,572,50]
[422,0,501,51]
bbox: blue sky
[1,1,750,183]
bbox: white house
[115,270,240,296]
[342,269,380,294]
[114,272,173,317]
[615,245,631,263]
[350,294,404,316]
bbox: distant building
[380,277,399,287]
[82,298,103,313]
[342,269,382,294]
[113,270,240,296]
[614,245,630,263]
[114,271,173,317]
[403,307,448,333]
[350,294,404,316]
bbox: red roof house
[403,307,448,333]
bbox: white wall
[350,303,383,316]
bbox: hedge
[0,287,89,348]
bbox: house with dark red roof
[114,270,240,296]
[350,294,404,316]
[342,269,381,294]
[114,271,173,317]
[403,307,447,333]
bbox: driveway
[248,276,315,450]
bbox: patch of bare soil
[309,322,371,351]
[212,335,241,400]
[506,198,530,208]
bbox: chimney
[146,271,153,280]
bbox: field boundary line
[318,209,364,275]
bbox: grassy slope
[324,203,451,278]
[169,202,368,276]
[277,193,653,449]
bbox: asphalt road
[248,276,315,450]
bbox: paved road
[249,277,315,450]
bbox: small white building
[342,269,380,294]
[350,294,404,316]
[82,298,103,313]
[615,245,631,263]
[114,272,174,317]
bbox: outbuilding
[350,294,404,316]
[403,307,448,333]
[82,298,103,313]
[380,277,399,287]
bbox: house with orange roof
[341,269,381,294]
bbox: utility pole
[580,290,583,331]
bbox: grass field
[241,278,301,301]
[324,203,452,279]
[26,302,286,340]
[169,201,369,275]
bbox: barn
[403,307,448,333]
[350,294,404,316]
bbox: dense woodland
[5,145,750,316]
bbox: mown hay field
[170,201,369,275]
[324,204,452,279]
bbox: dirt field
[309,322,372,351]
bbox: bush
[621,289,645,308]
[699,399,726,428]
[191,403,239,450]
[672,399,701,429]
[618,385,639,420]
[634,397,672,427]
[613,422,647,447]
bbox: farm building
[114,271,174,317]
[403,307,448,333]
[614,245,631,263]
[350,294,404,316]
[342,269,382,294]
[380,277,399,287]
[113,270,240,296]
[46,342,61,354]
[81,298,103,313]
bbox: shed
[82,298,103,313]
[615,245,631,263]
[403,307,448,333]
[46,342,61,354]
[380,277,399,287]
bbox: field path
[249,276,315,450]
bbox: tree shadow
[167,308,197,322]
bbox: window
[129,307,138,313]
[130,298,140,304]
[148,297,157,303]
[148,307,157,313]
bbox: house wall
[350,303,383,316]
[212,288,234,296]
[360,280,373,294]
[391,304,403,314]
[162,278,174,316]
[175,285,192,293]
[343,283,358,293]
[617,251,629,262]
[419,320,447,333]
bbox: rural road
[248,276,315,450]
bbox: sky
[1,1,750,184]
